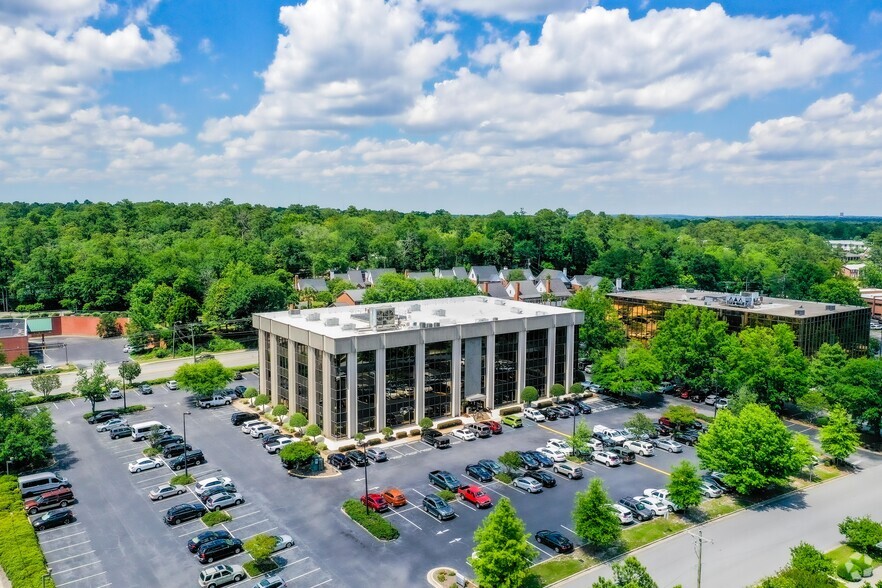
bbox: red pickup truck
[457,485,492,509]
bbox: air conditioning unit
[342,323,355,331]
[409,303,421,312]
[305,313,320,321]
[494,299,506,305]
[826,304,836,311]
[323,317,339,326]
[432,309,446,317]
[795,307,806,316]
[433,322,440,327]
[511,307,523,314]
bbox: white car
[546,439,573,455]
[265,437,294,454]
[194,476,234,495]
[205,491,244,511]
[623,440,655,456]
[513,477,543,493]
[96,418,128,432]
[704,394,719,406]
[653,438,683,453]
[700,480,722,498]
[122,345,131,353]
[128,457,164,473]
[240,420,263,434]
[41,364,54,371]
[250,423,279,438]
[587,438,604,452]
[609,503,634,524]
[636,496,670,516]
[643,488,681,512]
[593,451,621,467]
[109,387,122,399]
[715,398,729,410]
[452,429,476,441]
[271,534,295,553]
[149,484,186,501]
[523,407,546,422]
[535,447,567,462]
[166,380,179,390]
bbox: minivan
[131,421,168,441]
[18,472,71,498]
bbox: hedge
[169,474,195,486]
[437,419,462,430]
[696,413,716,424]
[367,438,382,446]
[496,472,513,484]
[202,511,232,527]
[438,489,457,502]
[536,400,554,409]
[21,392,78,406]
[499,406,523,416]
[409,429,422,437]
[395,431,408,439]
[342,499,399,541]
[82,405,147,420]
[244,559,279,577]
[338,444,356,452]
[0,475,54,588]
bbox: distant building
[842,264,866,279]
[608,287,869,357]
[436,267,468,280]
[364,268,395,287]
[295,278,328,292]
[499,268,536,283]
[570,275,605,291]
[860,288,882,319]
[536,269,571,288]
[536,278,572,306]
[0,318,29,362]
[336,289,366,306]
[468,266,501,284]
[505,280,542,303]
[829,240,869,262]
[405,271,434,280]
[343,269,365,288]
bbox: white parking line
[44,539,91,553]
[531,542,554,558]
[227,518,269,533]
[226,509,259,519]
[37,523,81,534]
[309,580,333,588]
[289,568,320,581]
[47,550,95,565]
[39,530,86,543]
[242,526,278,540]
[52,561,102,575]
[55,571,107,586]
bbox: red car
[457,485,492,509]
[360,493,390,513]
[482,420,502,434]
[658,417,674,428]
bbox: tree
[271,404,289,424]
[96,313,121,338]
[419,417,434,430]
[839,516,882,553]
[499,450,522,474]
[381,426,393,439]
[118,360,141,410]
[353,432,366,446]
[550,383,566,398]
[305,424,322,443]
[468,497,536,588]
[624,413,656,438]
[279,441,318,466]
[651,305,733,392]
[565,288,627,361]
[254,394,270,413]
[725,325,809,410]
[788,542,834,576]
[244,533,277,565]
[12,355,38,375]
[0,341,5,365]
[289,412,308,433]
[592,557,660,588]
[0,402,56,468]
[727,386,758,416]
[592,343,662,395]
[828,358,882,438]
[174,359,235,397]
[696,403,813,494]
[521,386,539,406]
[30,373,61,399]
[796,391,829,423]
[667,461,704,511]
[819,405,860,463]
[74,360,112,414]
[244,387,258,405]
[662,405,697,429]
[809,276,864,306]
[573,478,621,547]
[570,383,584,394]
[809,343,848,391]
[571,422,594,458]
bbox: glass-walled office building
[254,296,584,441]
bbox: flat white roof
[256,296,580,338]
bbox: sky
[1,0,882,216]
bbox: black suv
[197,485,236,502]
[196,537,243,564]
[526,450,553,468]
[169,450,205,471]
[327,453,351,470]
[88,411,119,424]
[188,530,232,553]
[524,470,556,488]
[346,450,368,467]
[610,447,636,464]
[230,411,255,426]
[535,530,573,553]
[517,451,540,470]
[151,434,184,449]
[673,431,700,446]
[138,384,153,394]
[164,502,207,525]
[617,497,653,521]
[162,443,193,458]
[540,408,558,421]
[32,509,74,531]
[465,464,493,483]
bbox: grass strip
[342,499,399,540]
[0,475,54,588]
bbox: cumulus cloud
[422,0,593,21]
[0,0,108,30]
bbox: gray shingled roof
[506,280,541,300]
[470,265,500,283]
[536,269,571,284]
[339,288,365,303]
[364,268,395,284]
[571,275,604,289]
[407,272,434,280]
[297,278,328,292]
[485,282,510,299]
[346,269,365,287]
[500,268,535,281]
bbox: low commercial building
[253,296,584,440]
[609,287,869,357]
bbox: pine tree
[469,497,536,588]
[573,478,621,547]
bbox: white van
[131,420,169,441]
[18,472,71,498]
[523,407,546,422]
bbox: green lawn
[532,557,594,585]
[828,544,859,566]
[622,517,690,550]
[699,496,748,519]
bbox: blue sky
[1,0,881,215]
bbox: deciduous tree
[74,360,112,414]
[573,478,621,548]
[809,343,848,391]
[12,355,38,375]
[592,343,662,395]
[839,516,882,553]
[174,359,234,398]
[243,533,277,564]
[725,325,809,410]
[30,373,61,399]
[468,497,536,588]
[651,305,732,392]
[289,412,308,433]
[521,386,539,405]
[279,441,317,466]
[592,556,661,588]
[667,461,704,511]
[828,358,882,438]
[624,413,656,438]
[271,404,289,424]
[662,405,697,429]
[819,405,860,463]
[565,288,627,361]
[119,360,141,410]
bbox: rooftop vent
[795,306,806,317]
[305,313,320,322]
[341,323,355,331]
[409,303,421,312]
[511,307,523,314]
[433,322,440,327]
[686,288,695,293]
[477,318,489,322]
[494,299,506,306]
[432,309,446,317]
[323,317,339,327]
[825,304,836,311]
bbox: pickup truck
[198,395,232,409]
[421,429,451,449]
[457,485,492,508]
[428,470,461,492]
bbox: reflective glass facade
[357,351,377,433]
[554,326,567,387]
[295,342,309,419]
[425,341,453,419]
[386,346,415,426]
[461,337,486,407]
[313,348,323,428]
[331,354,348,439]
[525,329,548,395]
[276,337,289,407]
[263,332,271,396]
[494,332,518,407]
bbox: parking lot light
[183,411,192,477]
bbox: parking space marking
[38,522,82,534]
[55,571,107,587]
[44,539,90,553]
[40,530,86,543]
[243,526,278,540]
[290,568,320,581]
[52,561,103,575]
[309,580,333,588]
[530,541,555,559]
[635,461,670,476]
[47,550,95,565]
[227,518,270,533]
[384,509,422,531]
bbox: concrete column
[269,335,279,405]
[485,334,495,410]
[321,352,333,439]
[257,331,267,398]
[415,343,426,422]
[451,338,462,416]
[376,347,387,432]
[517,330,527,397]
[347,351,357,440]
[546,327,556,394]
[565,325,575,389]
[307,344,317,421]
[287,342,296,411]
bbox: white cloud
[127,0,162,25]
[0,0,107,30]
[422,0,593,21]
[869,10,882,25]
[198,37,214,56]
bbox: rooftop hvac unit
[341,323,355,331]
[323,317,339,326]
[409,303,421,312]
[826,304,836,311]
[511,307,523,314]
[686,288,695,293]
[494,299,506,306]
[477,318,489,322]
[795,306,806,316]
[419,322,428,328]
[305,313,320,321]
[369,306,397,331]
[432,309,446,317]
[433,322,440,327]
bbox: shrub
[243,559,279,577]
[368,438,382,446]
[202,511,232,527]
[419,417,434,430]
[0,475,51,588]
[499,406,523,416]
[82,404,147,420]
[396,431,408,439]
[840,516,882,553]
[409,429,422,437]
[169,474,195,486]
[316,442,327,452]
[154,348,169,358]
[338,444,356,452]
[342,499,399,540]
[143,447,160,457]
[437,419,462,429]
[207,337,244,353]
[837,554,874,582]
[438,489,457,502]
[496,472,513,484]
[536,400,554,409]
[22,392,77,406]
[569,383,584,394]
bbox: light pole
[42,568,51,588]
[182,411,192,478]
[5,460,11,476]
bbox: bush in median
[342,499,399,541]
[202,511,232,527]
[169,474,195,486]
[82,404,147,420]
[21,392,78,406]
[0,475,53,588]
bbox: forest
[0,200,878,329]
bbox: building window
[263,332,272,397]
[494,332,518,407]
[386,345,415,427]
[313,348,324,428]
[357,350,377,433]
[331,354,348,439]
[554,326,567,388]
[295,343,309,420]
[525,329,548,395]
[461,337,486,411]
[276,337,289,407]
[425,341,453,419]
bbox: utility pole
[190,325,196,363]
[687,529,713,588]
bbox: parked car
[524,470,556,488]
[540,407,558,421]
[523,407,546,422]
[32,509,74,531]
[422,494,455,520]
[624,440,655,456]
[635,496,670,516]
[465,464,494,483]
[264,437,294,454]
[618,497,654,521]
[673,430,700,446]
[365,448,388,462]
[109,425,133,439]
[556,403,579,417]
[546,439,573,454]
[716,398,729,410]
[250,423,279,439]
[233,386,247,398]
[706,471,734,493]
[477,459,504,476]
[230,412,255,426]
[552,462,583,479]
[513,477,543,493]
[700,480,723,498]
[205,492,244,511]
[575,400,593,414]
[535,530,574,553]
[138,384,153,395]
[526,450,554,468]
[162,443,193,459]
[270,534,295,553]
[197,537,244,564]
[458,485,493,508]
[328,453,352,470]
[189,530,233,553]
[593,451,622,467]
[233,371,244,381]
[109,387,122,399]
[609,503,634,524]
[482,420,503,434]
[452,428,476,441]
[609,446,636,464]
[88,410,119,424]
[195,476,234,496]
[658,417,674,428]
[198,564,245,588]
[149,484,186,501]
[166,380,179,390]
[360,493,390,513]
[346,450,369,467]
[643,488,682,511]
[535,447,567,462]
[169,450,205,471]
[151,434,185,449]
[240,420,262,434]
[252,576,286,588]
[128,457,164,473]
[653,438,683,453]
[704,394,719,406]
[96,418,128,432]
[517,451,540,470]
[501,414,523,428]
[654,423,673,437]
[382,488,407,507]
[24,487,75,515]
[164,502,207,525]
